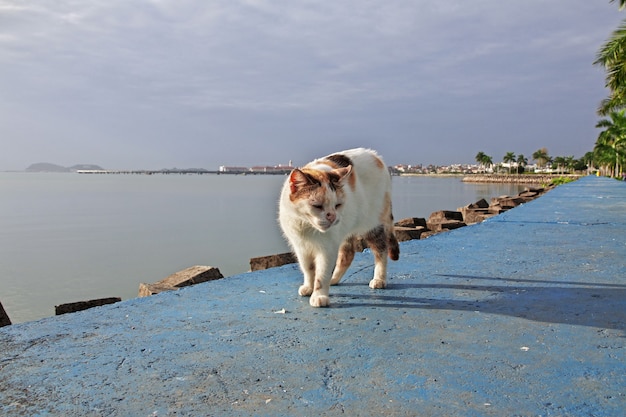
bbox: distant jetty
[76,169,291,175]
[462,174,581,184]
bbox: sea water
[0,173,528,323]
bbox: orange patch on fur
[289,169,329,202]
[347,170,356,191]
[373,155,385,170]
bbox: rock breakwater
[463,174,580,184]
[251,185,554,271]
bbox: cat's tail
[387,231,400,261]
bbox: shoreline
[462,174,581,184]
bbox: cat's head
[287,166,352,232]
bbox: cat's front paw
[298,285,313,296]
[310,294,330,307]
[369,278,387,289]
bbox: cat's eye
[335,204,342,209]
[312,204,323,210]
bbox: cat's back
[322,148,390,189]
[307,148,386,176]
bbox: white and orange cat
[279,148,400,307]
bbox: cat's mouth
[317,219,339,232]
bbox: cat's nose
[326,211,336,223]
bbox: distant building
[249,164,294,174]
[219,166,248,173]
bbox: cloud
[0,0,616,110]
[0,0,622,168]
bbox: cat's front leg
[296,251,315,297]
[309,250,337,307]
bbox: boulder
[138,265,223,297]
[395,217,427,228]
[428,210,464,222]
[427,210,465,232]
[394,226,425,242]
[393,217,427,242]
[0,301,11,327]
[250,252,297,271]
[459,208,495,225]
[498,197,526,208]
[458,199,497,224]
[55,297,121,315]
[468,198,489,209]
[426,220,467,232]
[488,206,509,215]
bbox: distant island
[26,163,105,173]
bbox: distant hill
[68,164,105,171]
[25,163,104,172]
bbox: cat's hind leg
[330,236,356,286]
[364,225,389,289]
[387,229,400,261]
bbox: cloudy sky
[0,1,623,170]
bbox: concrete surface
[1,175,624,416]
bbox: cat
[278,148,400,307]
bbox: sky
[0,1,624,170]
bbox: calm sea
[0,173,529,323]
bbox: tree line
[478,1,626,178]
[593,0,626,177]
[474,149,589,175]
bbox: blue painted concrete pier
[1,176,625,416]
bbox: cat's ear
[333,165,352,182]
[289,169,312,194]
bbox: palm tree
[475,152,486,173]
[553,156,566,175]
[595,110,626,176]
[483,155,493,173]
[611,0,626,10]
[595,1,626,115]
[564,156,576,174]
[594,21,626,115]
[475,152,493,173]
[532,148,550,171]
[583,151,595,174]
[503,152,516,175]
[516,154,528,174]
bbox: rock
[55,297,121,315]
[494,197,526,208]
[138,282,177,297]
[459,208,495,224]
[428,210,464,222]
[426,220,467,232]
[518,190,539,198]
[395,217,428,228]
[0,301,11,327]
[426,210,465,232]
[138,265,223,297]
[488,206,509,215]
[458,199,495,224]
[420,230,440,239]
[394,226,425,242]
[468,198,489,209]
[250,253,297,271]
[393,218,427,242]
[159,265,223,288]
